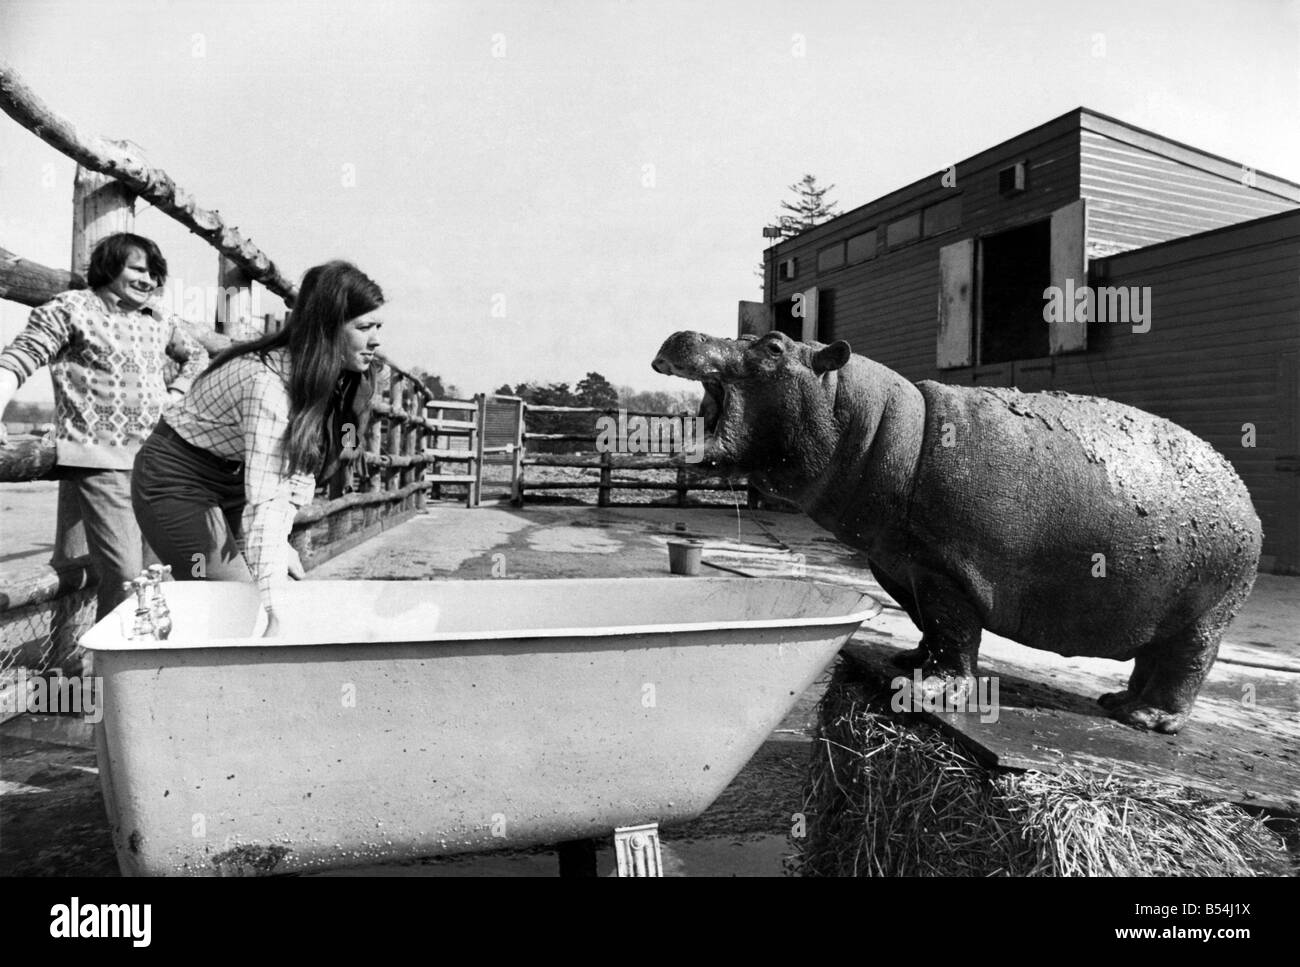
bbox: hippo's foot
[1100,696,1190,734]
[890,649,974,683]
[890,667,979,715]
[916,671,974,706]
[1096,610,1235,734]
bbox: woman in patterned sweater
[132,261,383,636]
[0,233,208,620]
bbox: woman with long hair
[132,260,384,635]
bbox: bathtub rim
[81,576,883,652]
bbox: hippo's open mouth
[701,379,726,435]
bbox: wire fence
[0,585,97,676]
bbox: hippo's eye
[766,341,783,355]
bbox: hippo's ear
[812,341,851,374]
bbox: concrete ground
[2,499,1297,876]
[311,500,1300,670]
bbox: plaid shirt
[0,290,208,468]
[164,348,315,614]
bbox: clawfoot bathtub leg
[614,822,663,877]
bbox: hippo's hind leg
[1099,605,1233,735]
[1097,655,1155,711]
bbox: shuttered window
[847,229,877,263]
[817,243,845,272]
[886,212,921,248]
[924,196,962,237]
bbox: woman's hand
[287,544,305,580]
[263,610,281,638]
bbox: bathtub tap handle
[124,578,158,641]
[146,565,173,640]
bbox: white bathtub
[81,577,880,876]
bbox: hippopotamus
[652,330,1261,733]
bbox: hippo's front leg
[893,571,983,688]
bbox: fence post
[511,400,525,505]
[471,393,486,508]
[599,449,612,507]
[396,378,409,491]
[217,256,253,337]
[431,403,443,502]
[365,381,383,495]
[71,157,135,282]
[387,377,404,493]
[406,379,421,507]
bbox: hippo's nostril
[652,357,670,374]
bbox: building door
[737,300,773,338]
[936,202,1087,375]
[1049,198,1088,355]
[978,219,1052,365]
[937,238,975,369]
[773,286,819,341]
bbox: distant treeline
[494,373,701,453]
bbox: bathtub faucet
[123,578,157,641]
[146,564,173,640]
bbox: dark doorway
[771,290,831,342]
[979,220,1050,364]
[773,296,801,340]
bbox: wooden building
[750,108,1300,572]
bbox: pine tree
[757,174,840,287]
[777,174,839,237]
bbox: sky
[1,0,1298,403]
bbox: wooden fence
[0,62,443,673]
[0,61,758,676]
[512,402,745,507]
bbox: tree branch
[0,61,299,304]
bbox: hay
[794,662,1295,877]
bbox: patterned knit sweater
[0,289,209,469]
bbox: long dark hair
[201,261,384,476]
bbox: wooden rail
[0,63,297,300]
[512,403,743,508]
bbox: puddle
[525,527,624,554]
